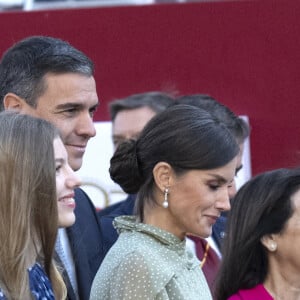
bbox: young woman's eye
[56,165,62,173]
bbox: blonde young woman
[0,112,80,299]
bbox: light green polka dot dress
[90,216,212,300]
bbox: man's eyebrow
[55,103,83,110]
[112,135,123,140]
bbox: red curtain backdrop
[1,0,300,175]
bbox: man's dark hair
[0,35,94,110]
[109,91,175,121]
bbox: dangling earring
[162,188,169,208]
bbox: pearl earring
[269,242,277,251]
[163,188,169,208]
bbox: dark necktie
[188,236,221,293]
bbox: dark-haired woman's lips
[205,215,219,225]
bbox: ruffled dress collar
[114,215,187,255]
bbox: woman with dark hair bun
[91,105,239,300]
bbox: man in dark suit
[0,36,102,300]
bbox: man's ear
[3,93,27,111]
[152,162,172,193]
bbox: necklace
[200,240,210,268]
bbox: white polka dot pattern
[90,216,212,300]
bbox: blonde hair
[0,112,66,299]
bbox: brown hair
[0,112,66,299]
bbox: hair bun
[109,139,144,194]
